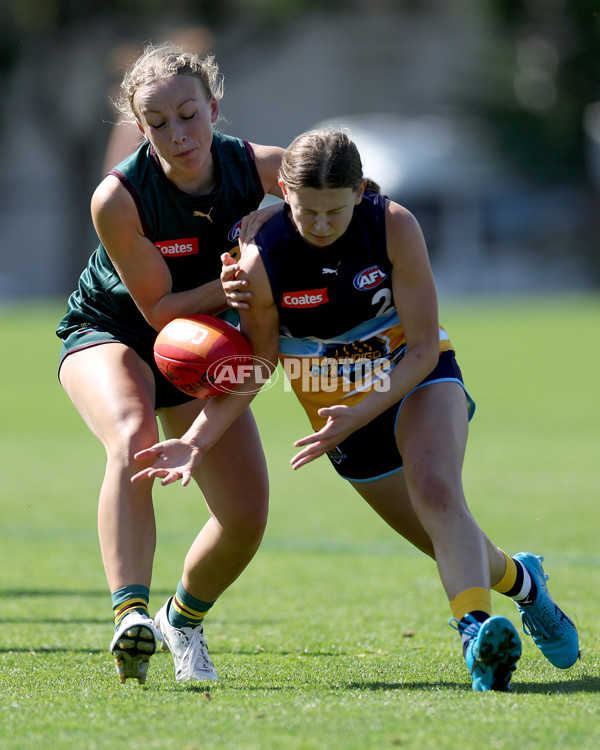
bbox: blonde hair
[114,41,224,122]
[279,129,380,194]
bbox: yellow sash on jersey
[280,323,453,431]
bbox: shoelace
[520,606,554,640]
[516,561,555,640]
[448,613,482,639]
[182,628,212,672]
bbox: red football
[154,314,253,399]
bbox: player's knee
[227,497,269,548]
[243,501,269,541]
[406,462,461,516]
[105,416,159,468]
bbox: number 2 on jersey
[371,288,394,317]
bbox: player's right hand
[237,202,282,244]
[221,252,252,309]
[131,438,202,487]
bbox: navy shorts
[57,323,195,410]
[325,351,476,483]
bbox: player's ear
[354,179,367,204]
[278,180,290,203]
[210,96,219,124]
[136,121,147,140]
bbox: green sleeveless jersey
[57,132,264,344]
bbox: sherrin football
[154,314,253,399]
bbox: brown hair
[114,41,224,122]
[279,129,380,194]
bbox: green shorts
[57,322,195,410]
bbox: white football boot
[110,611,162,684]
[154,598,219,682]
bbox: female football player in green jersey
[56,42,284,685]
[132,129,579,691]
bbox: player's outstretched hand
[221,252,252,309]
[132,439,203,487]
[291,405,361,470]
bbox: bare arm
[131,245,281,486]
[351,200,440,421]
[91,175,227,332]
[291,200,440,469]
[250,143,285,199]
[236,143,285,245]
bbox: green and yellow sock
[168,580,214,630]
[111,584,150,629]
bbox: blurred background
[0,0,598,301]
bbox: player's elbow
[412,339,440,375]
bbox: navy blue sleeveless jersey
[57,131,263,344]
[257,192,391,341]
[255,192,453,430]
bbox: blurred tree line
[473,0,600,182]
[1,0,598,184]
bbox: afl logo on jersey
[353,265,387,291]
[228,220,243,243]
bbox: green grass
[1,295,599,749]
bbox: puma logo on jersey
[193,207,214,222]
[322,262,341,276]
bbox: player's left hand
[131,438,203,486]
[291,405,360,470]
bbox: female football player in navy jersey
[56,42,284,686]
[133,129,579,691]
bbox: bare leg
[395,381,503,600]
[351,474,435,557]
[60,343,165,590]
[350,437,505,585]
[159,402,269,602]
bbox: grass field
[1,295,599,749]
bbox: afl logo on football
[353,265,387,290]
[228,220,243,242]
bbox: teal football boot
[513,552,579,669]
[451,614,522,691]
